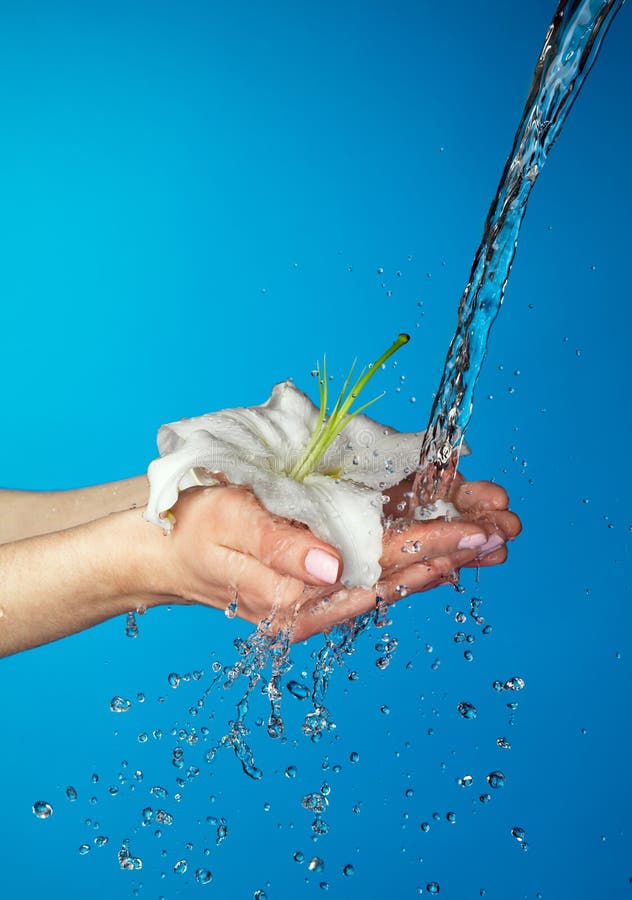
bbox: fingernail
[458,533,488,551]
[305,548,339,584]
[477,534,505,558]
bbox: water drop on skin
[225,597,238,618]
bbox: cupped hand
[292,475,521,641]
[139,475,520,642]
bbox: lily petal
[144,381,461,588]
[252,470,383,589]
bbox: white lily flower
[145,336,467,590]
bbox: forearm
[0,508,158,657]
[0,475,149,544]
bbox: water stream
[414,0,624,503]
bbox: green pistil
[290,333,410,482]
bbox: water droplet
[446,811,456,824]
[285,765,297,779]
[78,844,91,856]
[125,611,139,638]
[174,859,188,874]
[225,596,238,618]
[168,673,181,688]
[66,786,78,802]
[504,676,525,691]
[195,868,213,885]
[32,801,53,819]
[293,851,305,864]
[402,539,422,554]
[487,771,506,789]
[216,820,229,845]
[376,267,384,275]
[287,680,310,700]
[349,752,360,764]
[308,857,325,873]
[497,737,512,749]
[511,826,526,843]
[110,696,131,713]
[95,836,109,847]
[426,883,440,894]
[343,864,355,877]
[457,702,477,720]
[150,786,168,799]
[456,775,473,787]
[155,809,174,825]
[420,822,430,833]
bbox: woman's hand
[0,474,520,657]
[137,477,521,641]
[290,477,521,641]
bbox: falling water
[414,0,624,503]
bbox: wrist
[106,505,178,606]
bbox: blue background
[1,1,630,897]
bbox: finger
[449,482,522,541]
[292,584,377,642]
[214,487,342,587]
[450,480,510,512]
[187,542,306,622]
[381,519,504,570]
[462,542,509,568]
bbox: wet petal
[252,471,383,589]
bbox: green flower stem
[290,333,410,482]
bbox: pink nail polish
[305,548,339,584]
[477,534,505,558]
[458,533,487,550]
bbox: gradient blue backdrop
[1,1,630,898]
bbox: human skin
[0,473,521,657]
